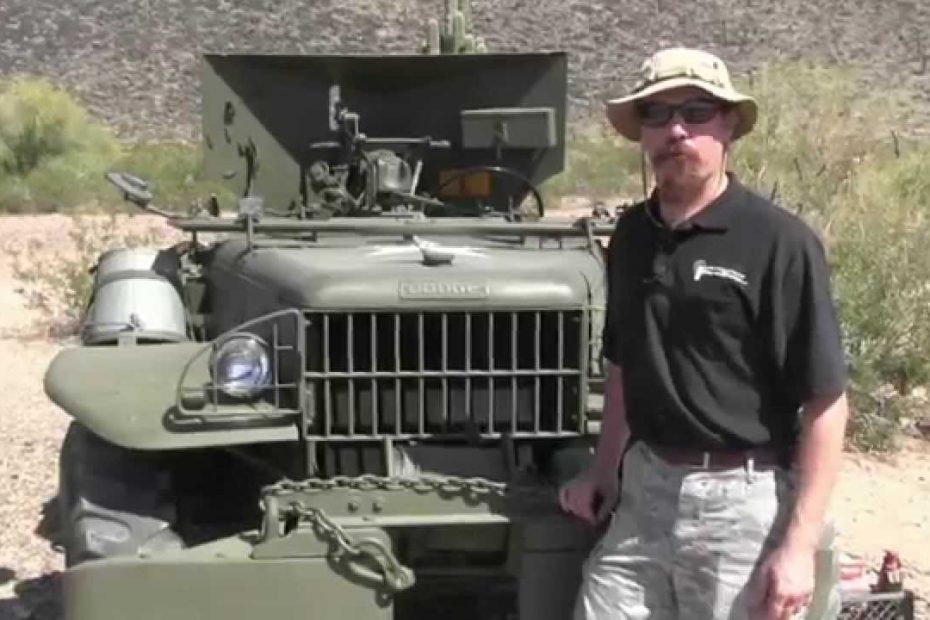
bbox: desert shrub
[114,141,236,214]
[729,62,908,223]
[0,76,119,176]
[539,122,643,208]
[0,76,121,213]
[827,149,930,450]
[0,76,235,214]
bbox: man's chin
[656,166,701,186]
[655,168,710,196]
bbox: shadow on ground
[32,498,61,551]
[0,498,63,620]
[0,573,62,620]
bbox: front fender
[44,343,298,451]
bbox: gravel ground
[0,214,927,619]
[0,218,69,620]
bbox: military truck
[43,10,624,617]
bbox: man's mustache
[652,141,697,165]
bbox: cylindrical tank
[81,248,188,345]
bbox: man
[560,48,849,620]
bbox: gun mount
[197,52,566,222]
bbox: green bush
[0,76,119,176]
[540,123,643,206]
[730,62,907,220]
[0,76,121,212]
[115,141,235,213]
[828,149,930,450]
[0,75,234,214]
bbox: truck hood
[209,235,602,310]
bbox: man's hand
[752,542,815,620]
[560,361,627,527]
[750,390,847,619]
[558,467,619,527]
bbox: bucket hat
[606,47,757,142]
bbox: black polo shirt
[602,174,848,452]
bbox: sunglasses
[635,98,728,127]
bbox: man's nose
[665,118,689,139]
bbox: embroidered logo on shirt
[693,260,748,286]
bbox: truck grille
[303,310,586,439]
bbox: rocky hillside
[2,0,929,140]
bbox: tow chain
[262,473,522,498]
[259,473,557,593]
[286,501,416,592]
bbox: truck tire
[57,422,184,567]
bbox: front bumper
[63,532,395,620]
[63,512,597,620]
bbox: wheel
[57,422,183,567]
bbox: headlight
[210,334,271,399]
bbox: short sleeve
[775,229,848,403]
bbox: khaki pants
[573,441,825,619]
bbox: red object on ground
[875,550,904,593]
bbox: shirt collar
[645,172,742,233]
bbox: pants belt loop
[745,454,755,483]
[701,452,710,469]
